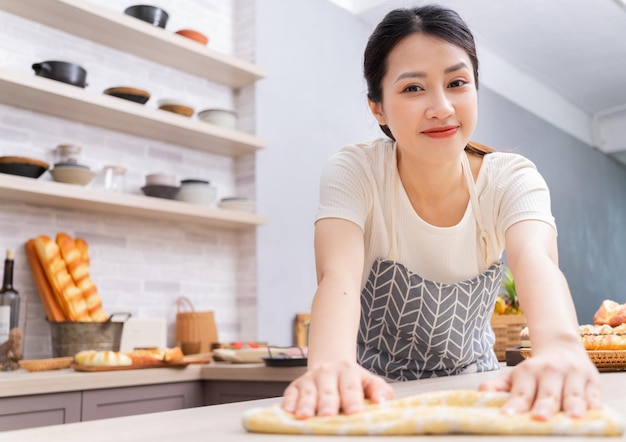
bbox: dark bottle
[0,249,19,344]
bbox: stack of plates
[218,197,254,212]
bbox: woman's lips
[422,126,458,139]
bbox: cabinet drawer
[0,391,81,431]
[82,381,203,421]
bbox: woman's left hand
[478,344,602,420]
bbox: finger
[292,376,318,419]
[282,383,299,413]
[338,364,366,414]
[362,372,393,404]
[561,369,589,418]
[501,364,538,415]
[478,371,512,393]
[529,362,564,421]
[315,365,341,416]
[585,370,603,411]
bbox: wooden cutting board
[25,239,66,322]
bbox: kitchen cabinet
[0,382,202,431]
[0,0,267,228]
[0,391,81,431]
[203,380,289,406]
[82,381,203,421]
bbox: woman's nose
[425,90,454,119]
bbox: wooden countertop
[2,366,626,441]
[0,362,305,398]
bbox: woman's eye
[403,84,423,93]
[449,79,469,88]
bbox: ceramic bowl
[141,184,179,200]
[124,5,169,28]
[50,164,96,186]
[158,99,194,118]
[0,156,49,179]
[176,179,216,206]
[32,60,87,88]
[218,197,255,212]
[145,172,177,187]
[197,108,237,129]
[103,86,150,104]
[174,29,209,46]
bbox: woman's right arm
[281,218,393,418]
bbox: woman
[282,4,600,422]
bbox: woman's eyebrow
[394,62,470,84]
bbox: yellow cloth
[242,390,624,436]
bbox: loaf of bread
[582,333,626,351]
[33,235,90,321]
[56,233,107,321]
[126,347,184,364]
[593,299,626,327]
[74,350,132,366]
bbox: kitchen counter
[2,366,625,441]
[0,362,305,398]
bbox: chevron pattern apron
[357,153,503,380]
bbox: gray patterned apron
[357,152,503,381]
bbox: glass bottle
[0,249,19,344]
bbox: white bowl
[197,108,237,129]
[50,165,96,186]
[176,182,217,206]
[145,172,177,187]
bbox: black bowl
[124,5,169,28]
[0,156,49,179]
[141,184,179,199]
[103,87,150,105]
[32,60,87,88]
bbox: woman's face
[369,33,478,165]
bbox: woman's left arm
[479,219,602,420]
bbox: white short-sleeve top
[316,138,556,286]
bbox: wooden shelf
[0,0,266,89]
[0,68,266,157]
[0,174,267,229]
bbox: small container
[176,179,216,206]
[102,165,127,192]
[54,144,82,165]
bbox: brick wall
[0,0,259,358]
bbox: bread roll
[126,348,164,365]
[56,233,107,322]
[74,350,132,366]
[33,235,90,321]
[593,300,622,325]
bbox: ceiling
[330,0,626,159]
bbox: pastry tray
[519,348,626,372]
[71,360,189,372]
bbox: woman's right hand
[281,360,393,419]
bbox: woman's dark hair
[364,4,492,155]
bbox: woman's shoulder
[329,138,394,170]
[481,151,541,176]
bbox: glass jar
[102,165,127,192]
[54,144,82,165]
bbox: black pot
[124,5,169,28]
[32,61,88,88]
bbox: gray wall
[255,0,626,344]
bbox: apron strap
[461,152,491,267]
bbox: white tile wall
[0,0,259,359]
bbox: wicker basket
[490,314,526,362]
[19,356,74,372]
[520,348,626,372]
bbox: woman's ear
[367,98,386,126]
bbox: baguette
[75,350,132,366]
[126,347,184,365]
[56,233,107,321]
[33,235,90,321]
